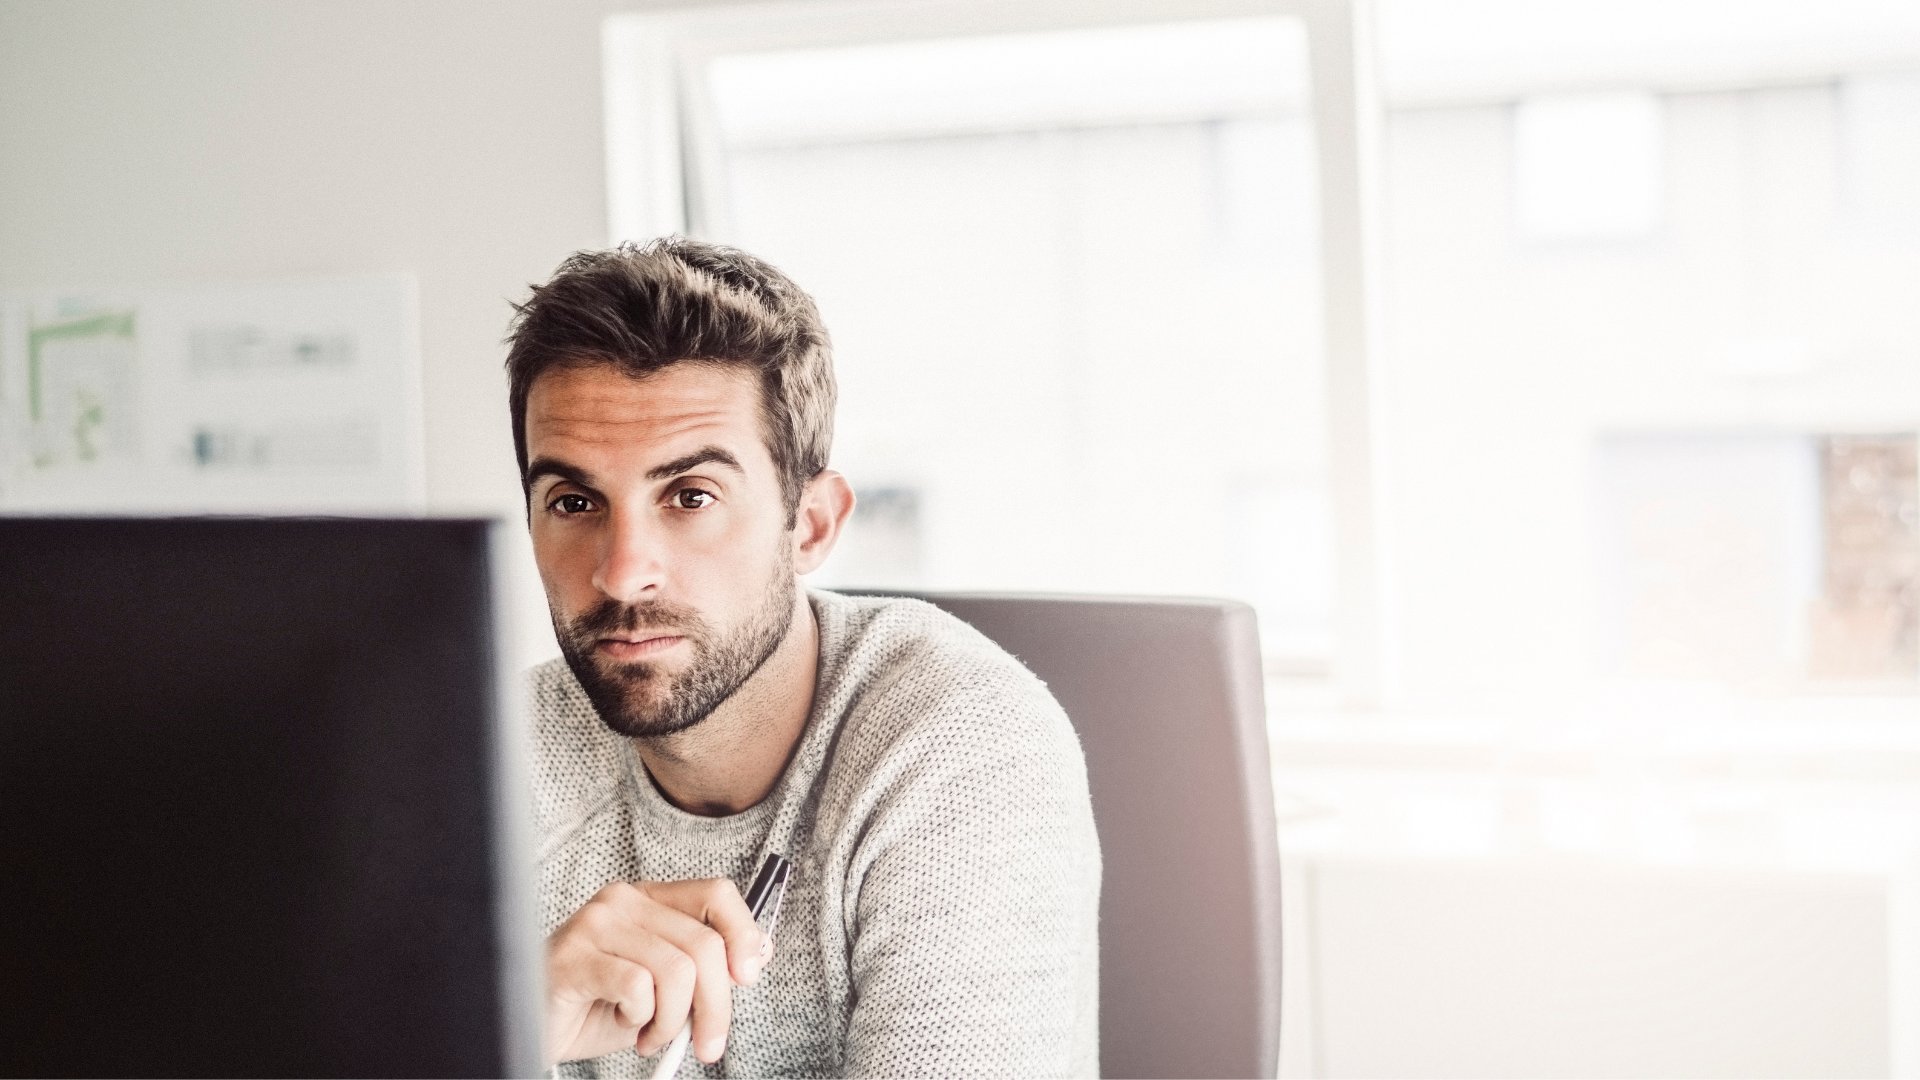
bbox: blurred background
[3,0,1918,1075]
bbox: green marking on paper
[74,390,105,461]
[27,310,135,423]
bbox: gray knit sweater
[528,589,1102,1078]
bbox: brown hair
[504,237,837,522]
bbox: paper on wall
[0,276,424,515]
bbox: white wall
[0,0,638,655]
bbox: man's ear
[791,470,855,576]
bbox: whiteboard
[0,276,424,514]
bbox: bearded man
[509,238,1101,1078]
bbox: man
[508,238,1101,1078]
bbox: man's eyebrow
[524,456,598,491]
[647,446,745,482]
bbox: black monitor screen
[0,517,539,1079]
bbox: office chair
[888,592,1283,1079]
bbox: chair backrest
[895,591,1283,1079]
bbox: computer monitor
[0,517,542,1078]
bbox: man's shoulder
[521,656,629,845]
[809,592,1099,900]
[524,654,604,739]
[812,590,1083,773]
[816,589,1055,710]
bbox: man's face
[524,361,797,739]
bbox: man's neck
[631,588,819,817]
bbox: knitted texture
[528,589,1102,1078]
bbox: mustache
[568,597,710,640]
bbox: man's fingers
[563,895,697,1057]
[643,904,737,1062]
[630,932,699,1057]
[550,877,766,1065]
[579,952,655,1031]
[642,877,769,986]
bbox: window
[1382,72,1920,708]
[1591,431,1920,691]
[607,0,1384,686]
[609,0,1920,719]
[1840,69,1920,233]
[1512,92,1663,242]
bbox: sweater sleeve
[840,686,1102,1078]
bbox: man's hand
[544,878,770,1067]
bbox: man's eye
[549,493,595,515]
[672,488,716,510]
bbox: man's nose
[591,507,666,603]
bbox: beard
[552,547,796,740]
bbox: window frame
[602,0,1397,707]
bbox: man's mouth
[594,634,687,660]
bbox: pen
[648,853,792,1080]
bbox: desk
[1271,728,1920,1079]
